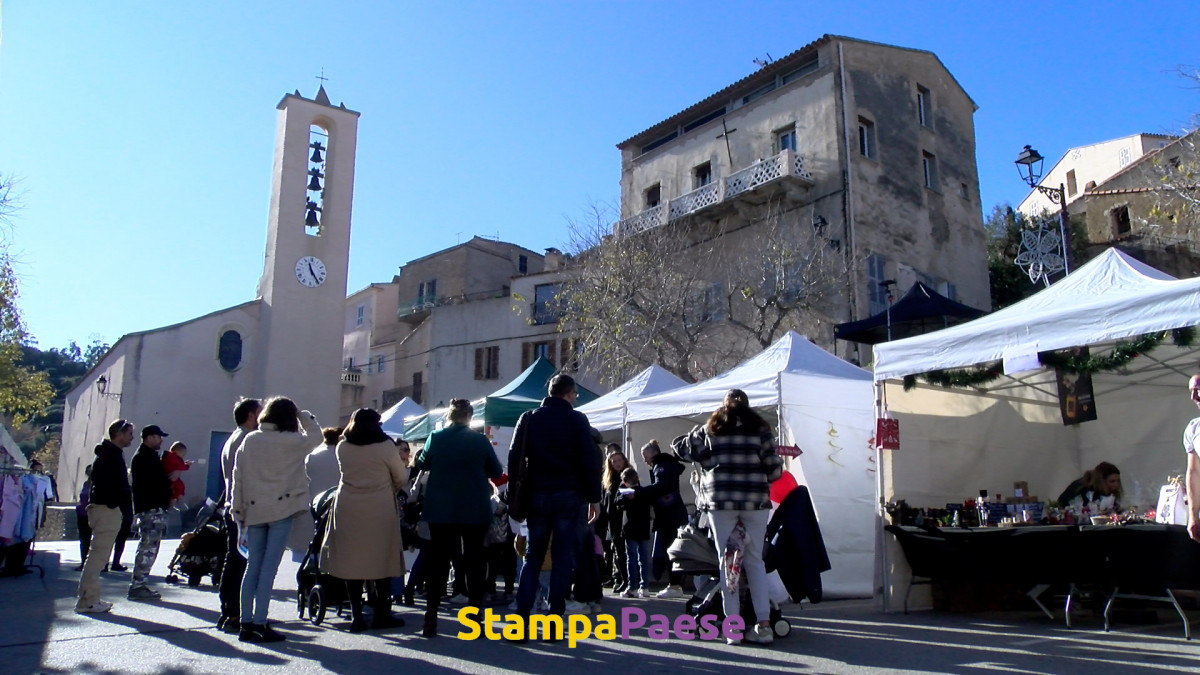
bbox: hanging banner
[1056,347,1097,425]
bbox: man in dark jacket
[76,419,135,614]
[635,440,690,598]
[509,373,601,622]
[128,424,172,601]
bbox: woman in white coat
[231,396,319,643]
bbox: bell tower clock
[256,85,360,425]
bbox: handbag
[507,412,533,522]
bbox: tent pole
[875,379,890,613]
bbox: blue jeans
[517,490,585,615]
[625,538,651,591]
[240,517,293,625]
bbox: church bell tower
[256,86,359,425]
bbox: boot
[371,579,404,629]
[347,581,368,633]
[422,610,438,638]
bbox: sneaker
[448,593,470,605]
[109,563,128,572]
[75,600,113,614]
[637,588,649,598]
[612,585,627,596]
[743,624,774,645]
[621,589,637,598]
[564,600,591,615]
[221,620,241,635]
[656,586,684,599]
[127,586,162,602]
[259,623,286,642]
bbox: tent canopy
[834,281,985,345]
[626,331,872,423]
[484,356,598,428]
[576,364,688,432]
[379,397,426,439]
[873,248,1200,382]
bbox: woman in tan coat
[319,408,408,632]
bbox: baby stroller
[296,487,349,625]
[165,505,226,587]
[668,514,791,638]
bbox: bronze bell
[310,141,324,163]
[307,168,323,192]
[305,208,320,227]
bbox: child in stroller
[165,501,226,587]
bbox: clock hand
[307,262,319,280]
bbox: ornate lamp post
[1014,145,1072,283]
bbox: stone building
[60,86,359,503]
[348,238,593,413]
[1017,133,1175,219]
[1078,129,1200,278]
[614,34,990,362]
[339,281,401,419]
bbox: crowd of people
[69,375,788,647]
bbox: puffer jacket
[231,412,320,527]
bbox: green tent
[401,398,485,441]
[401,358,599,441]
[484,357,598,428]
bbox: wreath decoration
[902,327,1195,391]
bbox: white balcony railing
[615,149,814,236]
[340,369,365,386]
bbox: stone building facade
[615,34,990,362]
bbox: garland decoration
[901,327,1196,392]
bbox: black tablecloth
[887,523,1200,591]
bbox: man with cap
[128,424,172,601]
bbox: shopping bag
[1156,480,1188,525]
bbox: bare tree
[0,173,53,424]
[1145,66,1200,237]
[560,198,853,386]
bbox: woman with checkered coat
[675,388,784,646]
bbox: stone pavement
[3,540,1199,674]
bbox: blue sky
[2,1,1197,351]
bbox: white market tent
[576,365,688,433]
[379,397,426,440]
[871,248,1200,609]
[625,331,877,598]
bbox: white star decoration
[1013,222,1064,285]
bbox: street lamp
[1014,144,1072,276]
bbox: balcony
[615,149,814,236]
[340,368,365,386]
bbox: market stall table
[886,523,1200,638]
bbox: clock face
[295,256,327,287]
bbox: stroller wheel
[187,574,203,587]
[166,574,179,584]
[308,586,327,626]
[773,618,791,638]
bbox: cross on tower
[316,68,328,85]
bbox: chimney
[544,247,564,271]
